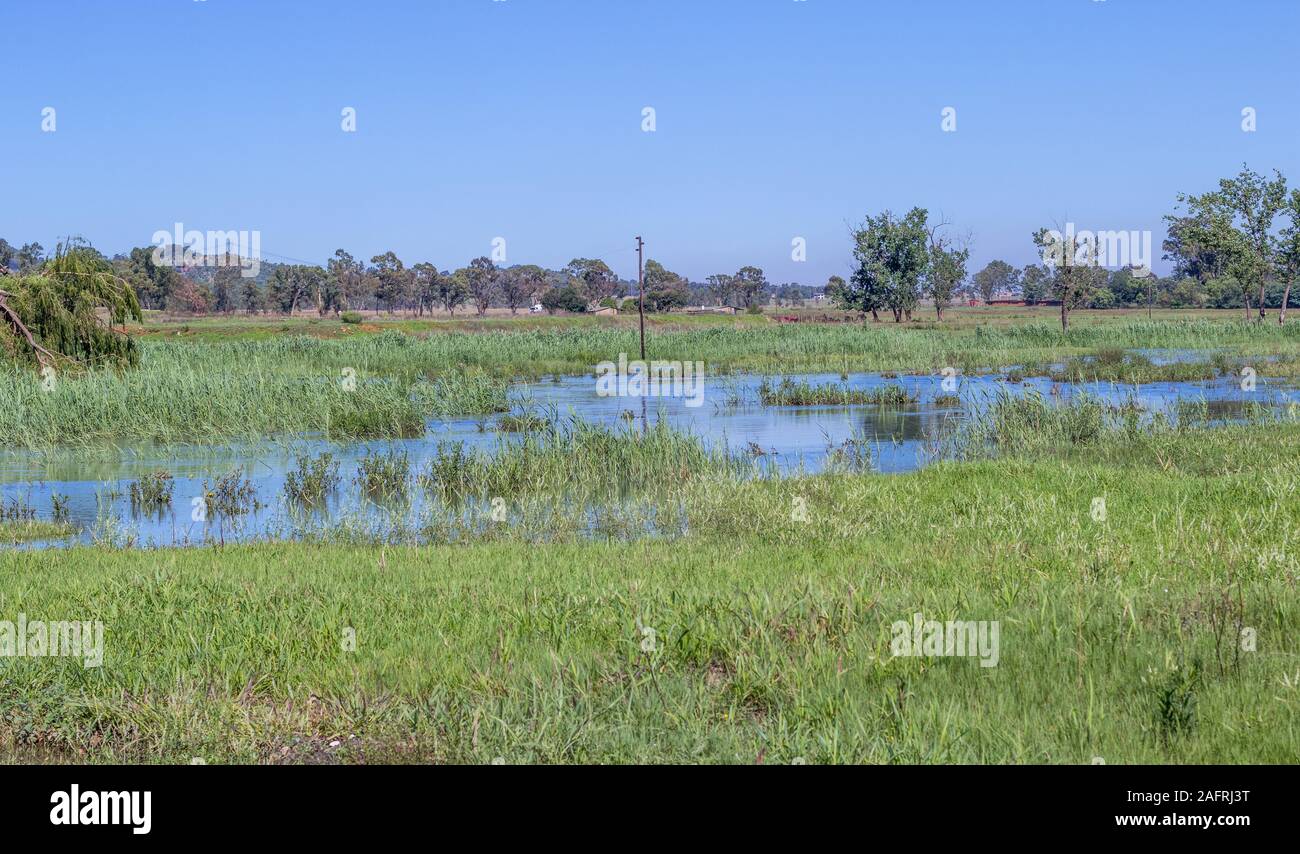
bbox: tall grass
[758,377,916,406]
[418,418,753,499]
[4,317,1300,447]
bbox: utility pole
[636,235,646,360]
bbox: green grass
[0,333,509,448]
[5,315,1300,447]
[3,417,1299,763]
[758,377,916,406]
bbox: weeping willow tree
[0,239,142,369]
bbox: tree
[926,237,969,321]
[1216,165,1287,320]
[329,250,367,311]
[824,275,847,306]
[973,259,1017,304]
[643,260,690,312]
[0,239,142,368]
[438,269,470,317]
[565,258,619,305]
[369,252,407,313]
[1172,165,1287,321]
[16,242,45,274]
[0,239,16,274]
[498,265,541,314]
[1276,188,1300,325]
[242,276,264,314]
[268,265,315,314]
[118,246,183,310]
[465,257,498,316]
[842,208,930,322]
[731,266,768,310]
[1033,227,1107,333]
[1020,265,1048,306]
[1163,213,1227,283]
[211,266,239,314]
[540,284,587,314]
[514,265,547,312]
[706,274,734,308]
[167,279,212,314]
[410,262,438,316]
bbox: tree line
[829,164,1300,331]
[1,241,811,318]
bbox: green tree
[540,283,587,313]
[439,270,470,317]
[369,252,407,313]
[466,257,498,316]
[211,266,239,314]
[843,208,930,322]
[973,259,1017,304]
[0,239,16,274]
[1217,165,1287,320]
[1019,264,1048,306]
[1172,165,1287,321]
[498,265,540,314]
[329,250,367,311]
[1276,188,1300,324]
[16,242,45,274]
[731,266,769,310]
[242,276,264,314]
[564,258,619,305]
[1033,227,1107,333]
[0,239,142,368]
[706,273,735,308]
[926,237,969,321]
[643,260,690,312]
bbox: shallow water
[1,367,1294,549]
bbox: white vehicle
[529,303,544,313]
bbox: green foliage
[0,240,142,368]
[341,311,363,324]
[973,260,1017,304]
[540,284,587,313]
[837,208,931,321]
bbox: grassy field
[3,414,1298,763]
[5,309,1300,448]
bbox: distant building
[590,306,618,317]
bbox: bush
[341,311,363,324]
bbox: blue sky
[2,0,1297,283]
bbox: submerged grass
[758,377,916,406]
[0,518,75,543]
[418,418,753,499]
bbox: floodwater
[2,365,1294,549]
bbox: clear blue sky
[3,0,1297,283]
